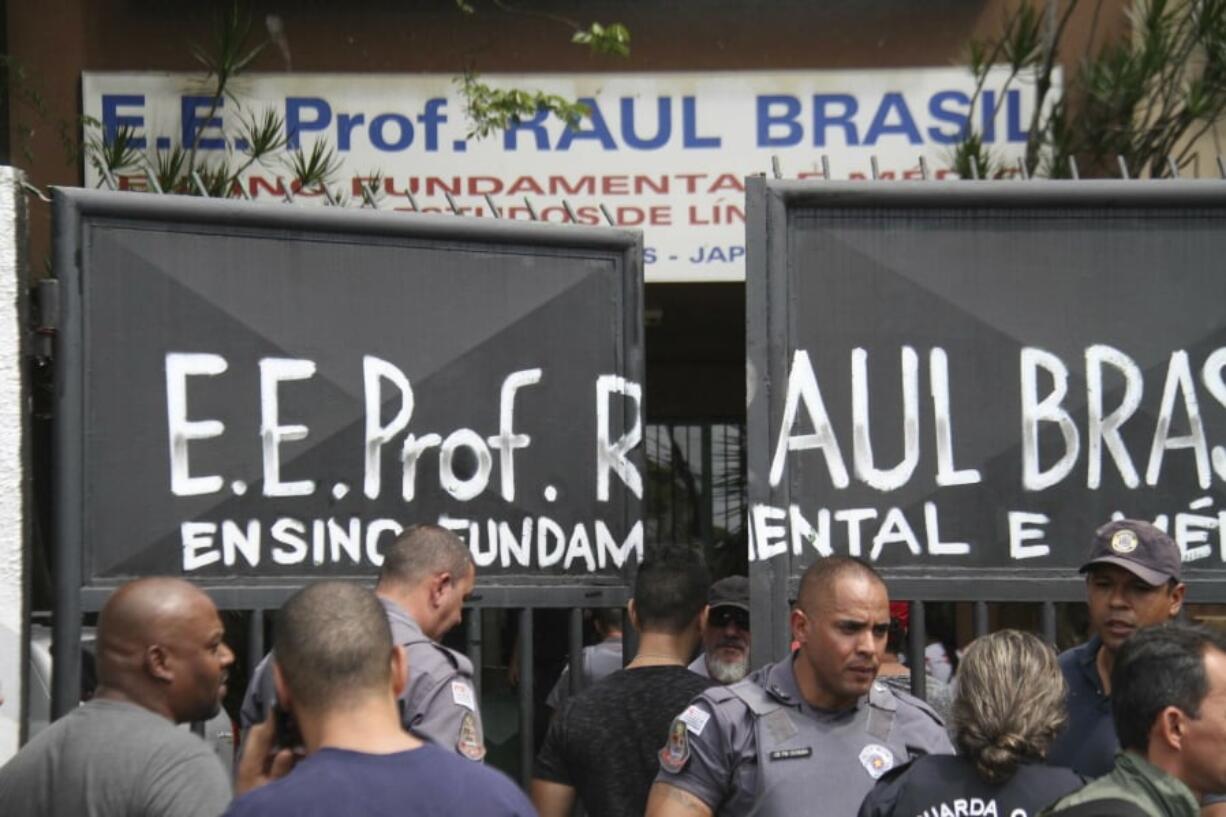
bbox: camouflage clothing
[1039,751,1199,817]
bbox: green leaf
[283,138,342,189]
[573,21,630,57]
[457,72,592,140]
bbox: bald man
[0,577,235,817]
[647,557,952,817]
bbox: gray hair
[274,581,394,710]
[377,524,472,589]
[951,630,1068,784]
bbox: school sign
[82,68,1044,282]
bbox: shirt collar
[1077,635,1107,695]
[763,653,866,715]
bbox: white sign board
[83,69,1045,282]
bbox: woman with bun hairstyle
[858,630,1085,817]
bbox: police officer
[240,524,485,760]
[646,556,953,817]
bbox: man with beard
[0,578,234,817]
[688,577,751,684]
[646,557,952,817]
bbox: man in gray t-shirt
[0,577,234,817]
[0,699,231,817]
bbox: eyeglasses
[710,607,749,630]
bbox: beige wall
[6,0,1128,278]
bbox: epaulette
[889,686,947,728]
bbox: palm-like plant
[957,0,1226,178]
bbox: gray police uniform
[239,596,485,761]
[546,637,624,709]
[655,656,953,817]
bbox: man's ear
[272,660,295,713]
[430,572,452,607]
[146,643,173,684]
[790,607,809,645]
[1169,582,1187,618]
[391,645,408,698]
[1155,705,1186,751]
[626,599,641,633]
[697,604,710,636]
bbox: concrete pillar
[0,167,30,761]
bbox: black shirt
[858,754,1085,817]
[534,665,714,817]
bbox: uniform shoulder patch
[451,680,476,711]
[677,704,711,736]
[859,743,895,780]
[658,717,691,774]
[456,711,486,761]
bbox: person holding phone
[240,525,484,760]
[228,581,531,817]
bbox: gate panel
[748,179,1226,666]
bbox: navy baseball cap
[1079,519,1182,586]
[708,576,749,612]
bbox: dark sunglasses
[710,607,749,630]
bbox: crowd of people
[1,519,1225,817]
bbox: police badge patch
[1111,529,1139,554]
[658,718,691,773]
[858,744,894,779]
[457,711,486,761]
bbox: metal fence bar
[466,610,483,703]
[908,600,927,700]
[701,424,714,547]
[568,607,584,696]
[622,606,637,666]
[669,426,680,541]
[973,601,989,638]
[1040,601,1058,646]
[518,608,534,787]
[248,609,265,676]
